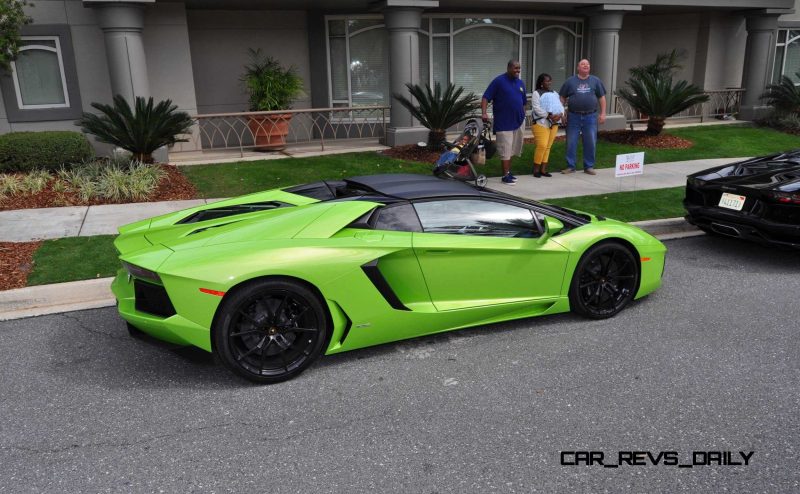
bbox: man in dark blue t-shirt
[559,59,606,175]
[482,60,527,185]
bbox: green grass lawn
[182,124,800,198]
[27,235,119,286]
[183,152,430,198]
[543,187,685,223]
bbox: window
[11,37,69,109]
[327,17,390,108]
[373,204,422,232]
[326,15,582,106]
[532,26,576,91]
[453,22,518,98]
[773,29,800,84]
[414,199,541,238]
[0,25,82,123]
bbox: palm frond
[393,82,480,146]
[78,95,193,162]
[617,72,709,134]
[760,72,800,115]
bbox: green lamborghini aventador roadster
[112,174,666,383]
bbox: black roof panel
[344,174,481,200]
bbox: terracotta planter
[248,113,293,151]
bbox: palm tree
[393,82,480,148]
[617,72,709,135]
[78,95,194,163]
[760,72,800,116]
[629,49,684,81]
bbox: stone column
[87,1,153,104]
[739,13,780,121]
[585,8,634,131]
[381,1,438,147]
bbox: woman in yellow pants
[530,73,564,177]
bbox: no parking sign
[615,152,645,177]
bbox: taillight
[768,192,800,204]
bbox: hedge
[0,131,94,172]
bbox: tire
[568,242,639,319]
[213,279,329,384]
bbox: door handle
[424,249,451,254]
[354,232,384,242]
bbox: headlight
[121,261,162,283]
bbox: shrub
[616,51,709,135]
[0,173,22,198]
[241,48,305,111]
[0,131,94,172]
[78,95,194,163]
[20,169,50,194]
[757,112,800,134]
[760,72,800,116]
[392,82,480,147]
[57,158,165,202]
[0,0,32,71]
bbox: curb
[0,277,115,321]
[0,217,702,322]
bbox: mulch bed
[381,144,442,164]
[0,164,196,290]
[384,130,691,163]
[0,164,197,212]
[0,241,42,291]
[597,130,694,148]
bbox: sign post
[615,152,645,178]
[614,152,645,202]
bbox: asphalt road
[1,235,798,493]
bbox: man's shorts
[495,124,524,160]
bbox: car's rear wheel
[213,279,329,383]
[569,242,639,319]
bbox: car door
[412,198,570,311]
[337,202,433,311]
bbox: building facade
[0,0,795,151]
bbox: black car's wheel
[213,279,329,384]
[569,242,639,319]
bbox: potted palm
[241,48,305,151]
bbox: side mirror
[540,216,564,242]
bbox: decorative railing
[614,88,745,126]
[186,106,389,156]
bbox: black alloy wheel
[569,242,639,319]
[213,280,329,383]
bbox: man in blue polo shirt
[559,59,606,175]
[481,60,527,185]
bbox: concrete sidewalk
[0,157,743,242]
[486,157,742,200]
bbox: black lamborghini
[684,150,800,249]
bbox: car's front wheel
[569,242,639,319]
[213,279,329,383]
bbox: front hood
[689,152,800,193]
